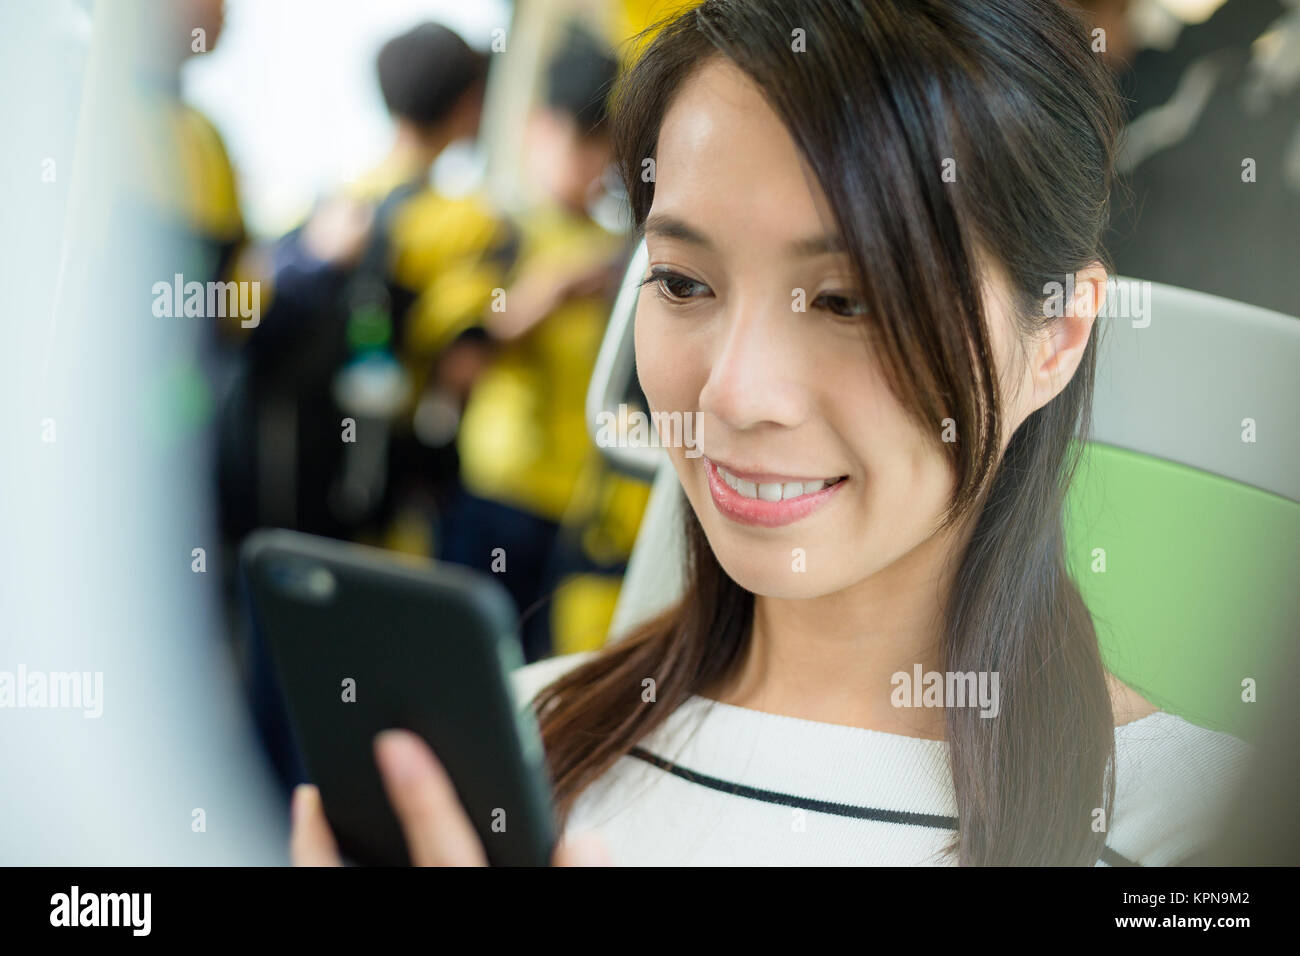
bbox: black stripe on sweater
[627,746,1138,867]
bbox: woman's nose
[697,300,807,432]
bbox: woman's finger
[289,784,343,867]
[374,729,488,867]
[552,830,614,867]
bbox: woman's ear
[1029,261,1107,410]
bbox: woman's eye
[644,270,710,302]
[814,292,869,319]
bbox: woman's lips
[704,456,846,528]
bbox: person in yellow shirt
[222,22,519,547]
[438,23,650,662]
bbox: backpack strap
[345,179,424,308]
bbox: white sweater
[511,651,1254,866]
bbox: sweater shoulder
[1108,712,1255,865]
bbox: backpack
[217,181,423,542]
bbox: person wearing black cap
[220,20,519,547]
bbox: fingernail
[375,729,420,782]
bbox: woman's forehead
[653,61,838,250]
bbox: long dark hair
[535,0,1123,865]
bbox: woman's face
[635,58,1035,599]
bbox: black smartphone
[239,528,556,866]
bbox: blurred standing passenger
[123,0,255,427]
[438,23,651,663]
[128,0,246,302]
[218,22,520,553]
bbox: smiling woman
[512,0,1254,867]
[287,0,1255,869]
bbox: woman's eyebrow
[644,213,715,250]
[645,213,845,259]
[787,234,847,257]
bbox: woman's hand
[289,729,611,867]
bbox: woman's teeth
[716,465,842,501]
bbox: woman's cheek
[633,305,665,412]
[635,305,698,418]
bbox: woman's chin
[709,541,849,601]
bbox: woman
[291,0,1251,866]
